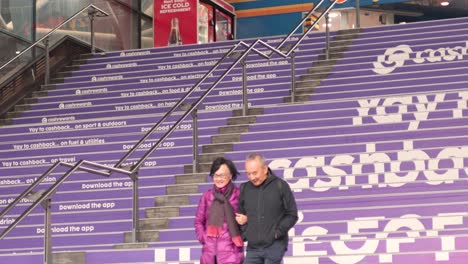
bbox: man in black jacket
[235,153,298,264]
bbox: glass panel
[215,9,231,41]
[141,16,153,49]
[197,3,214,43]
[0,0,34,41]
[140,0,153,48]
[36,0,88,45]
[35,0,140,51]
[198,3,209,44]
[0,30,43,91]
[141,0,153,17]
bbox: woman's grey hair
[246,153,267,166]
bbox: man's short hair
[246,153,267,167]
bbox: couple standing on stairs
[194,154,298,264]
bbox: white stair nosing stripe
[43,55,468,95]
[33,80,286,102]
[301,72,468,91]
[5,213,468,240]
[0,105,465,147]
[300,200,468,214]
[0,107,236,129]
[2,227,468,246]
[1,134,466,178]
[66,34,468,81]
[58,40,466,83]
[2,111,467,151]
[1,123,467,163]
[13,87,291,115]
[58,54,313,79]
[30,61,468,109]
[3,166,468,207]
[51,58,468,101]
[282,248,468,260]
[46,64,299,88]
[37,52,463,103]
[44,40,468,92]
[26,84,292,107]
[7,93,288,119]
[292,212,468,226]
[1,121,466,165]
[7,83,466,126]
[12,81,468,123]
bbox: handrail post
[131,170,140,243]
[192,108,199,174]
[290,51,296,103]
[43,198,52,264]
[356,0,361,28]
[88,9,96,54]
[44,37,50,85]
[325,13,330,60]
[241,58,248,116]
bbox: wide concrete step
[232,107,264,116]
[226,116,257,125]
[312,58,339,67]
[0,118,12,126]
[47,252,86,264]
[300,73,329,81]
[155,195,190,206]
[175,173,208,184]
[295,80,321,88]
[113,242,149,249]
[166,184,199,195]
[140,217,170,230]
[201,143,234,153]
[330,40,353,47]
[211,133,242,144]
[145,206,180,218]
[307,65,334,74]
[197,153,225,163]
[318,52,345,60]
[39,84,56,91]
[219,124,250,134]
[283,94,310,103]
[295,87,316,95]
[329,46,350,53]
[124,230,159,243]
[185,163,211,174]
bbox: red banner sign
[154,0,198,47]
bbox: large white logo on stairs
[372,42,468,74]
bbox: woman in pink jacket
[194,157,244,264]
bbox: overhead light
[440,1,449,6]
[328,12,339,18]
[15,51,20,54]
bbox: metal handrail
[0,4,108,72]
[0,159,132,228]
[115,0,337,173]
[0,0,337,262]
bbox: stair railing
[113,0,338,174]
[0,4,109,85]
[0,0,337,263]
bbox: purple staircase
[1,16,468,263]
